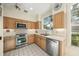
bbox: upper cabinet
[43,15,53,30]
[35,21,40,29]
[27,21,38,29]
[3,17,16,29]
[3,16,37,29]
[53,11,64,28]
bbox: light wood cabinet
[35,35,46,50]
[28,34,35,44]
[31,22,36,29]
[27,21,36,29]
[27,22,32,29]
[27,21,40,29]
[53,11,64,28]
[35,35,40,46]
[3,17,16,29]
[3,16,38,29]
[59,40,65,56]
[35,22,40,29]
[4,36,16,52]
[40,36,46,50]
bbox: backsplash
[3,29,15,36]
[27,29,36,34]
[3,29,66,37]
[52,29,66,36]
[3,29,36,36]
[36,29,66,36]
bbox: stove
[16,34,27,47]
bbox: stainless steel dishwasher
[46,38,60,56]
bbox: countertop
[3,32,66,41]
[35,33,65,41]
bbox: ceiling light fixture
[30,7,33,10]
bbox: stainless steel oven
[16,34,27,47]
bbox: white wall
[0,17,3,29]
[3,4,37,22]
[0,16,3,56]
[65,4,79,56]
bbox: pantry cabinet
[28,34,35,44]
[4,36,16,52]
[53,11,64,28]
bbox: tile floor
[4,44,49,56]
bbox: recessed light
[30,7,33,10]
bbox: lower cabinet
[59,40,65,56]
[35,35,46,51]
[28,34,35,44]
[40,37,46,51]
[35,35,40,46]
[4,36,16,52]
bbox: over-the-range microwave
[16,23,26,29]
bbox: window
[43,15,53,30]
[71,3,79,47]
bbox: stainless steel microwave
[16,23,26,29]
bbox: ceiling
[19,3,52,14]
[3,3,52,15]
[3,3,53,21]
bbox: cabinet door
[35,35,41,46]
[34,35,38,44]
[27,22,32,29]
[53,11,64,28]
[4,36,16,52]
[35,22,39,29]
[3,17,16,29]
[3,17,9,29]
[27,22,36,29]
[31,22,36,29]
[40,37,46,50]
[9,19,16,29]
[37,37,41,47]
[28,35,34,44]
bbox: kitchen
[2,3,79,56]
